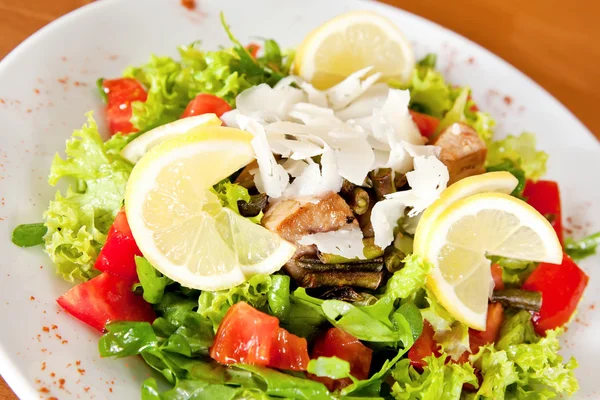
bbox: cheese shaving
[298,228,366,259]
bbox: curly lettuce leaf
[436,87,469,135]
[391,357,478,400]
[213,180,263,224]
[486,133,548,181]
[495,309,539,351]
[44,113,132,282]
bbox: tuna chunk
[262,192,358,257]
[433,122,487,184]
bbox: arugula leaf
[99,321,158,358]
[565,231,600,261]
[143,378,270,400]
[11,223,47,247]
[135,256,173,304]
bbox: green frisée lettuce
[125,15,293,133]
[43,113,132,282]
[486,132,548,181]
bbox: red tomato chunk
[310,327,373,391]
[523,253,588,335]
[523,180,563,244]
[181,93,232,119]
[102,78,147,135]
[94,208,142,281]
[56,272,156,332]
[409,110,440,138]
[210,302,309,371]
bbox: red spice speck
[58,378,65,389]
[503,95,513,105]
[39,387,50,393]
[41,348,48,353]
[467,56,475,64]
[35,379,41,384]
[181,0,196,10]
[42,326,50,333]
[74,81,88,87]
[41,362,46,371]
[62,340,68,345]
[0,98,5,104]
[50,373,56,378]
[30,296,35,300]
[108,54,119,61]
[49,397,58,400]
[109,388,114,393]
[26,108,32,113]
[66,363,72,368]
[51,325,58,330]
[76,360,81,366]
[34,88,40,95]
[57,77,68,85]
[36,334,41,342]
[40,265,43,269]
[61,56,67,62]
[84,387,90,393]
[77,368,85,375]
[590,303,596,310]
[55,334,62,340]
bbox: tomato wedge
[94,208,142,281]
[210,302,309,371]
[523,253,588,335]
[246,43,261,58]
[181,93,232,119]
[408,321,439,368]
[409,110,440,138]
[102,78,147,135]
[310,328,373,391]
[491,263,505,290]
[468,302,504,353]
[57,272,155,332]
[523,180,563,244]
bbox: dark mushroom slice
[237,193,268,218]
[370,168,396,200]
[284,260,384,290]
[491,289,542,312]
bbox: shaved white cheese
[326,66,381,110]
[335,83,389,121]
[298,228,366,259]
[371,198,407,249]
[281,159,309,178]
[402,141,441,158]
[220,109,240,128]
[283,145,342,200]
[236,83,306,122]
[372,155,449,247]
[332,137,374,185]
[269,138,324,160]
[236,115,290,197]
[288,102,336,124]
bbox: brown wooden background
[0,0,598,398]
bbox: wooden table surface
[0,0,598,398]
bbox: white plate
[0,0,598,398]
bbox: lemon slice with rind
[125,127,296,291]
[294,10,415,89]
[415,186,562,330]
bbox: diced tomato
[523,180,563,244]
[523,254,589,335]
[57,272,155,332]
[469,302,504,353]
[94,209,142,281]
[181,93,232,119]
[467,95,479,112]
[491,263,505,290]
[408,321,439,368]
[269,328,310,371]
[102,78,147,135]
[246,43,261,58]
[310,328,373,391]
[210,302,309,371]
[409,110,440,138]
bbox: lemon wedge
[121,113,222,164]
[414,174,562,330]
[125,126,296,291]
[294,10,415,89]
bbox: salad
[11,10,598,400]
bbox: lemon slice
[416,192,562,330]
[414,171,519,256]
[294,10,415,89]
[121,113,222,163]
[125,126,296,291]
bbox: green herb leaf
[267,275,291,322]
[307,357,352,380]
[565,231,600,261]
[11,223,47,247]
[136,256,173,304]
[99,322,158,358]
[96,78,108,104]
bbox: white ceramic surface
[0,0,598,398]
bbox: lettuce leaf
[486,133,548,181]
[565,231,600,261]
[391,357,478,400]
[436,87,469,134]
[495,309,538,351]
[43,113,132,282]
[213,180,263,223]
[486,159,526,198]
[135,256,173,304]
